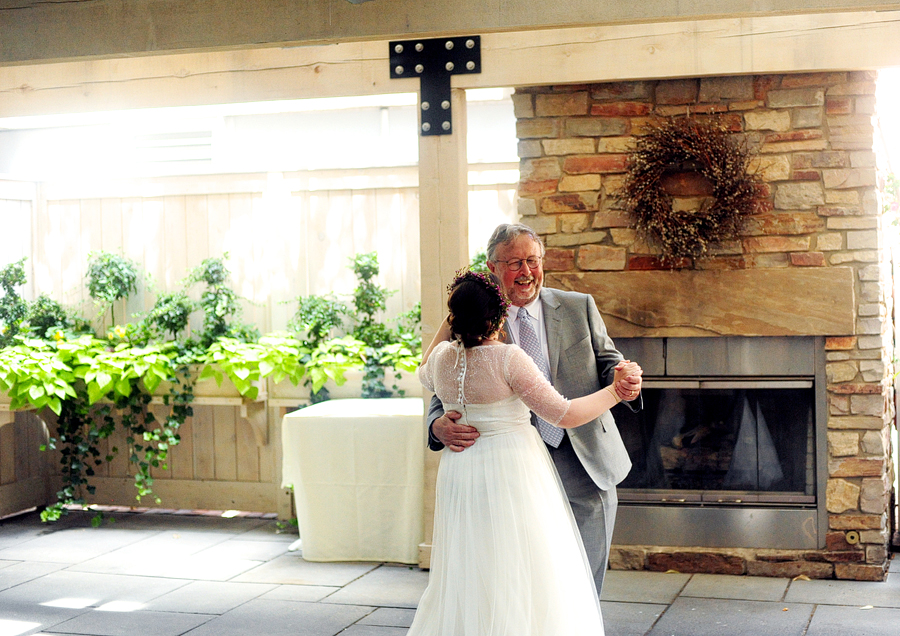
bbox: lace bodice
[417,340,571,427]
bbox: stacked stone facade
[514,72,894,580]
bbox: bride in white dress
[409,270,641,636]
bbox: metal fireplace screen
[615,380,815,505]
[611,337,825,549]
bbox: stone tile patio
[0,509,896,636]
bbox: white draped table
[281,397,425,564]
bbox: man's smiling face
[487,234,544,307]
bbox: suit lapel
[540,288,562,382]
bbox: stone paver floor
[0,509,897,635]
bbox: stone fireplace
[514,71,895,580]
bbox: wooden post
[417,87,469,568]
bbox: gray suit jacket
[427,286,636,491]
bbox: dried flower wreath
[621,116,761,261]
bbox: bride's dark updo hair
[446,270,510,348]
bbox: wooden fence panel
[212,405,238,482]
[0,422,15,485]
[0,413,51,519]
[191,407,216,481]
[0,195,34,297]
[121,197,148,326]
[163,196,189,292]
[235,406,260,483]
[168,412,195,481]
[0,170,516,516]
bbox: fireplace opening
[612,336,826,549]
[616,382,815,504]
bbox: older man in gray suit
[428,222,642,595]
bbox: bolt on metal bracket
[389,36,482,136]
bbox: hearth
[612,336,826,550]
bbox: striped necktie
[517,306,564,447]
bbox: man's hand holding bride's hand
[433,410,479,452]
[613,360,642,402]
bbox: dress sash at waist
[442,396,534,438]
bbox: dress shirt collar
[506,296,544,345]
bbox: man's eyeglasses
[494,256,543,271]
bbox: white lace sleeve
[503,345,571,426]
[416,346,438,393]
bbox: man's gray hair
[486,223,546,262]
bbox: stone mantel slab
[546,267,855,338]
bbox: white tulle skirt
[409,397,604,636]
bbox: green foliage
[2,246,423,521]
[349,252,394,397]
[469,249,489,272]
[86,252,139,325]
[24,295,72,339]
[350,252,394,344]
[343,252,424,398]
[0,336,78,415]
[302,336,366,394]
[201,334,307,400]
[396,301,421,345]
[186,254,257,346]
[0,333,193,524]
[285,254,422,401]
[146,291,195,339]
[0,257,27,292]
[0,258,28,347]
[288,294,348,346]
[187,255,229,287]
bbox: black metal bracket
[389,35,481,136]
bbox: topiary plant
[86,251,139,325]
[146,291,196,340]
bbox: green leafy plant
[883,172,899,219]
[345,252,424,398]
[146,291,196,340]
[0,333,194,523]
[0,258,28,347]
[1,246,422,523]
[348,252,398,398]
[350,252,394,347]
[24,295,73,339]
[200,333,367,403]
[86,251,140,325]
[0,335,78,415]
[186,254,258,347]
[201,334,308,400]
[302,335,366,395]
[286,294,350,402]
[469,249,489,272]
[288,294,348,346]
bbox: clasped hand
[612,359,642,402]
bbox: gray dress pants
[547,433,617,597]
